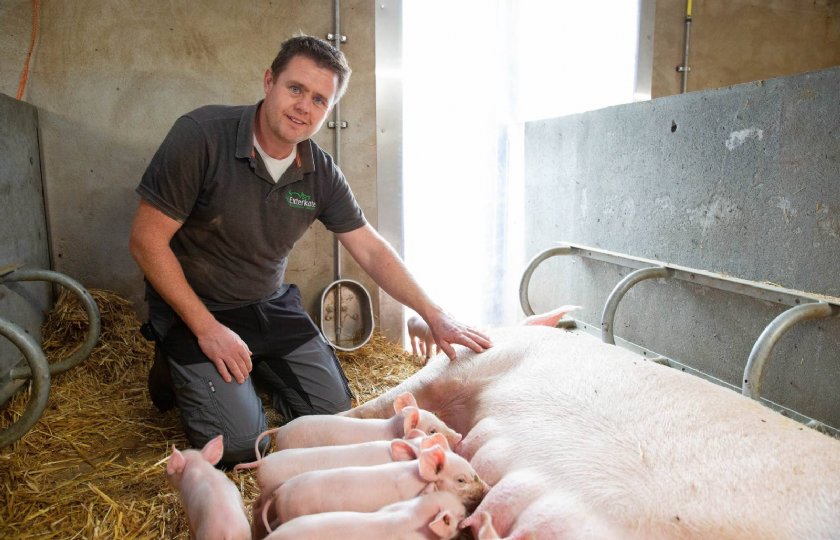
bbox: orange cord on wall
[16,0,40,101]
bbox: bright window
[403,0,642,327]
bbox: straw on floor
[0,289,423,539]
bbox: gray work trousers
[150,285,353,466]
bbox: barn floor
[0,290,424,539]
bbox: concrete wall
[0,0,380,327]
[653,0,840,97]
[0,94,50,376]
[523,66,840,429]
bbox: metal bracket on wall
[518,243,840,432]
[328,121,348,129]
[0,267,101,448]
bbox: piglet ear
[402,406,421,435]
[428,510,454,538]
[200,434,225,466]
[166,446,186,476]
[421,432,450,451]
[390,439,418,461]
[476,511,501,539]
[417,444,446,481]
[404,428,427,439]
[393,391,418,413]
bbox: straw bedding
[0,289,423,539]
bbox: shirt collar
[237,100,315,174]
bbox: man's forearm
[338,226,441,319]
[129,239,217,336]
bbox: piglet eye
[429,428,437,434]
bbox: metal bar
[601,266,670,344]
[678,0,692,93]
[0,268,101,378]
[331,0,343,342]
[742,302,835,399]
[518,246,574,316]
[527,243,840,310]
[0,317,50,447]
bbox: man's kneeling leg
[168,360,268,467]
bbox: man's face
[258,54,338,157]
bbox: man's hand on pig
[423,310,492,362]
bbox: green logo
[287,190,316,210]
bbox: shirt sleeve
[318,161,368,233]
[135,116,208,222]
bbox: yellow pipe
[687,0,693,18]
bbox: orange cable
[16,0,40,101]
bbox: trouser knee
[170,361,268,466]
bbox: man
[129,35,491,465]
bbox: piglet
[237,431,450,502]
[263,491,467,540]
[165,435,250,540]
[258,391,461,451]
[260,442,488,534]
[407,314,438,360]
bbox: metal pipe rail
[601,266,670,345]
[0,266,101,447]
[0,317,50,448]
[519,243,840,403]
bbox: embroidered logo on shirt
[287,190,316,210]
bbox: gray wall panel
[0,93,50,375]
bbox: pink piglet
[256,391,462,451]
[263,491,467,540]
[165,435,250,540]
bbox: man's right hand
[195,321,253,384]
[130,201,254,385]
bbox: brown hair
[270,34,352,102]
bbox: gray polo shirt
[137,102,367,309]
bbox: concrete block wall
[523,66,840,428]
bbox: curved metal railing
[0,267,101,447]
[519,243,840,407]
